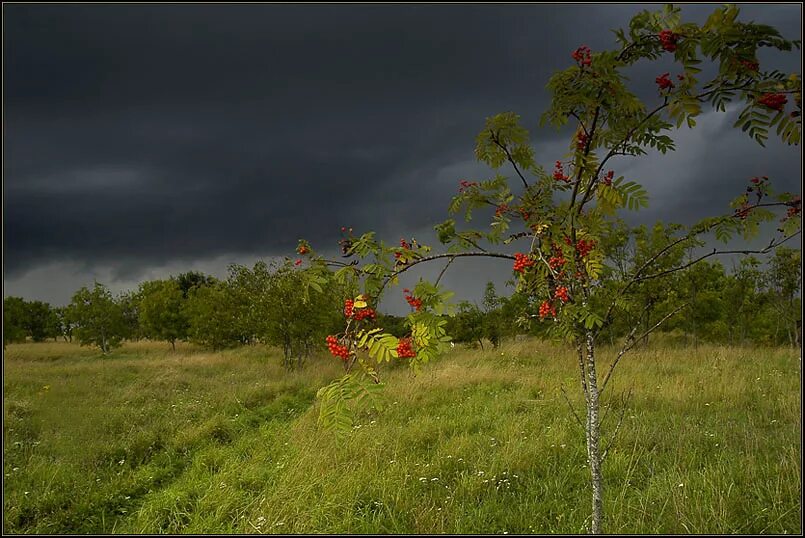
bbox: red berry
[659,30,679,52]
[576,131,588,151]
[396,337,416,359]
[571,45,592,66]
[404,291,422,311]
[553,161,570,182]
[757,93,787,112]
[538,300,557,320]
[655,73,675,91]
[513,252,535,274]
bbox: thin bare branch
[599,207,798,332]
[634,231,800,283]
[560,384,585,430]
[489,130,530,190]
[434,257,455,287]
[600,302,688,395]
[602,387,634,462]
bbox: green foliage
[67,282,127,354]
[174,271,218,299]
[3,297,29,345]
[316,373,386,436]
[182,282,244,351]
[138,280,188,349]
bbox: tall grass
[3,339,801,533]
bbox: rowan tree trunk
[585,330,604,534]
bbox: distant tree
[719,257,765,344]
[23,300,55,342]
[766,247,802,347]
[138,279,189,350]
[3,297,28,345]
[676,261,728,345]
[449,300,485,349]
[262,261,344,370]
[117,290,142,341]
[481,281,503,348]
[53,306,74,342]
[182,282,242,350]
[68,283,127,354]
[175,271,218,299]
[226,262,272,345]
[375,313,408,338]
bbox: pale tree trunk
[584,330,604,534]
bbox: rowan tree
[297,4,800,533]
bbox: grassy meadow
[2,338,801,534]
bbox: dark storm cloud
[3,3,801,306]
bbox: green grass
[3,339,801,534]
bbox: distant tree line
[3,241,801,357]
[3,263,350,368]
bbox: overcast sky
[3,3,802,312]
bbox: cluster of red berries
[519,207,531,221]
[658,30,679,52]
[554,286,569,303]
[326,335,350,361]
[784,195,801,219]
[354,308,376,321]
[553,161,570,182]
[338,228,354,256]
[735,203,752,220]
[747,176,768,195]
[572,45,592,67]
[548,255,566,271]
[739,59,759,72]
[601,170,614,187]
[655,73,675,91]
[294,259,302,266]
[576,238,596,258]
[576,131,588,151]
[396,337,416,359]
[297,244,309,255]
[403,289,423,311]
[757,93,787,112]
[395,238,412,261]
[513,252,535,274]
[495,203,509,218]
[538,300,557,320]
[344,299,376,321]
[458,179,479,193]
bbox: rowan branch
[599,205,798,332]
[434,257,455,287]
[633,231,800,283]
[489,130,530,190]
[577,81,755,214]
